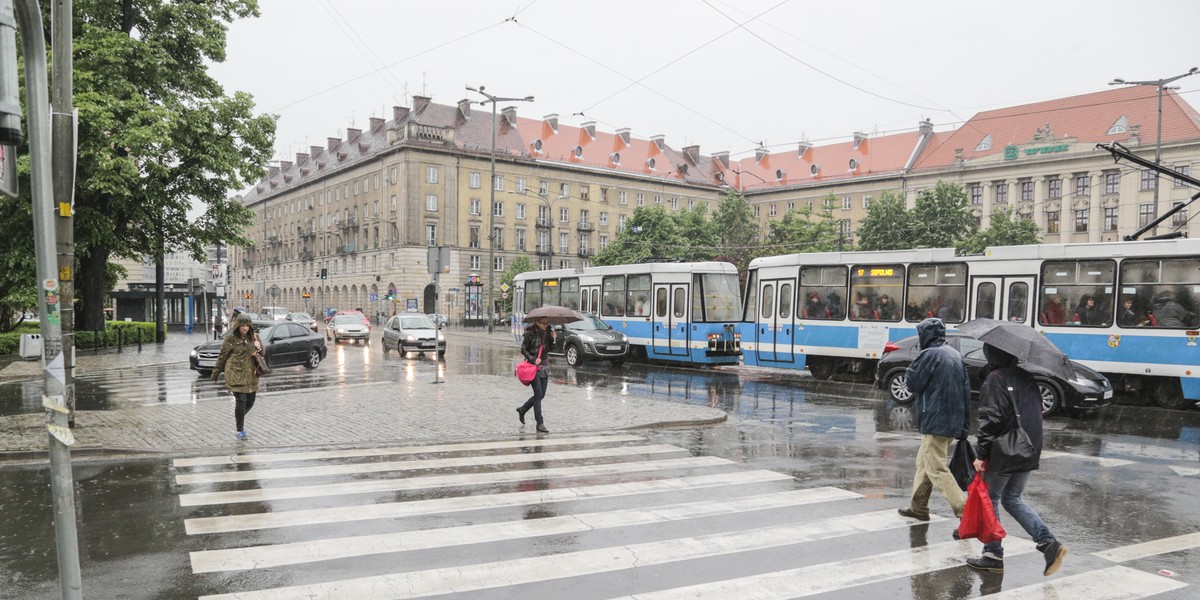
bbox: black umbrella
[958,318,1073,380]
[524,305,584,325]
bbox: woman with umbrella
[518,306,576,433]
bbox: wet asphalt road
[2,334,1199,599]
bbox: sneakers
[516,407,526,425]
[897,507,930,521]
[966,553,1004,573]
[236,431,247,441]
[1039,540,1067,576]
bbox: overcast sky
[209,0,1200,169]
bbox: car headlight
[190,349,197,357]
[577,334,595,343]
[405,334,416,342]
[437,333,445,341]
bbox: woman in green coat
[211,314,262,440]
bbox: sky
[208,0,1200,172]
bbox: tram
[512,262,743,365]
[741,238,1200,408]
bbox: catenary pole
[50,0,76,426]
[14,0,84,596]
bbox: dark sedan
[190,320,327,377]
[550,312,628,367]
[874,332,1113,416]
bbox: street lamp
[466,85,534,333]
[1109,67,1199,234]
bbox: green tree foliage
[674,203,718,261]
[855,191,912,251]
[0,166,35,331]
[592,205,688,265]
[498,255,536,313]
[960,207,1042,254]
[764,201,844,253]
[64,0,276,329]
[710,190,760,270]
[909,181,977,249]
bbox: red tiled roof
[730,130,942,191]
[515,118,710,185]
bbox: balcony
[299,250,315,261]
[298,226,315,237]
[535,244,552,256]
[337,243,358,254]
[339,217,359,229]
[578,248,595,258]
[267,235,280,245]
[267,256,279,265]
[536,218,554,229]
[241,259,255,268]
[576,222,594,232]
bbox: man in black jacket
[967,344,1067,576]
[899,318,971,522]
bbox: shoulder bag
[987,374,1036,475]
[252,334,271,375]
[516,341,543,386]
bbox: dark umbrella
[958,318,1073,380]
[524,305,583,325]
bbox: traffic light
[320,268,327,280]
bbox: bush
[0,321,160,355]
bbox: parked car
[550,312,628,367]
[382,312,446,357]
[426,313,448,328]
[874,332,1114,416]
[327,314,371,344]
[190,320,326,377]
[261,306,289,321]
[286,312,319,332]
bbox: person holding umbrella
[518,306,577,433]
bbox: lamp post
[466,85,534,333]
[1110,67,1199,234]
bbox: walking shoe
[897,507,930,521]
[952,528,961,540]
[1038,541,1067,576]
[966,553,1004,573]
[536,424,549,433]
[516,407,526,425]
[236,431,247,441]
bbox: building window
[769,203,777,217]
[636,193,645,206]
[671,197,679,211]
[469,172,481,188]
[494,175,504,191]
[1048,178,1062,199]
[559,207,569,223]
[654,194,662,205]
[516,229,526,250]
[538,205,549,221]
[787,202,795,211]
[559,232,569,253]
[600,234,609,249]
[600,188,608,202]
[580,209,590,225]
[618,214,626,231]
[580,186,590,201]
[517,177,527,193]
[493,201,504,217]
[539,258,549,270]
[1140,170,1157,191]
[1020,181,1034,201]
[390,168,397,184]
[560,182,570,197]
[1139,203,1155,227]
[469,226,480,248]
[1104,207,1119,231]
[516,203,526,219]
[426,166,438,184]
[425,224,437,246]
[994,183,1008,204]
[494,256,504,271]
[1074,209,1089,233]
[619,190,628,205]
[493,227,504,250]
[1172,202,1188,227]
[390,195,397,211]
[842,195,852,210]
[374,174,379,190]
[1175,165,1191,187]
[1075,175,1090,197]
[840,219,852,236]
[469,198,481,215]
[425,194,437,211]
[599,211,608,225]
[1105,172,1121,194]
[558,259,569,270]
[754,206,761,217]
[354,180,360,195]
[862,196,872,209]
[970,185,983,205]
[539,180,549,196]
[1046,211,1060,234]
[470,255,480,270]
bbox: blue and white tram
[513,262,743,365]
[741,239,1200,408]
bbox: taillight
[883,341,900,354]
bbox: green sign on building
[1005,144,1070,160]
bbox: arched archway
[423,284,436,314]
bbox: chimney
[954,148,964,161]
[711,150,730,169]
[918,118,933,137]
[616,127,631,145]
[853,131,868,149]
[501,106,517,127]
[369,117,384,131]
[267,165,280,178]
[754,147,769,163]
[393,106,410,123]
[543,113,559,133]
[797,141,812,157]
[581,121,596,139]
[327,137,341,151]
[295,152,309,165]
[412,95,431,113]
[682,145,700,164]
[457,98,471,120]
[280,161,293,171]
[650,134,666,150]
[346,128,362,141]
[677,163,688,176]
[1129,124,1141,146]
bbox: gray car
[382,313,446,357]
[552,312,628,366]
[327,314,371,344]
[286,312,318,332]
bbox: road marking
[172,434,645,467]
[613,539,1036,599]
[1040,450,1136,468]
[988,565,1186,599]
[196,509,934,600]
[185,468,788,535]
[872,432,915,440]
[1169,466,1200,477]
[1094,532,1200,563]
[189,487,860,573]
[174,444,685,485]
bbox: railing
[241,259,255,268]
[299,250,314,260]
[536,218,552,228]
[578,248,595,257]
[577,222,594,232]
[340,217,359,229]
[267,256,279,265]
[535,245,552,255]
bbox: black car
[874,332,1113,416]
[550,312,629,367]
[190,320,327,377]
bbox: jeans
[982,469,1055,558]
[519,375,547,425]
[909,434,966,518]
[234,392,257,432]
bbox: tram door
[971,277,1036,324]
[580,286,600,314]
[755,278,796,363]
[652,284,690,357]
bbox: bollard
[117,327,123,353]
[93,329,100,355]
[137,327,142,353]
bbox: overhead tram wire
[318,0,407,102]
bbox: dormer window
[611,152,621,165]
[1107,115,1128,135]
[975,134,992,152]
[534,139,543,152]
[810,164,820,176]
[573,145,583,158]
[775,169,785,180]
[848,159,859,171]
[646,158,656,170]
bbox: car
[874,332,1114,416]
[382,313,446,357]
[286,312,319,332]
[260,306,289,321]
[426,313,448,328]
[550,312,629,367]
[327,314,371,344]
[190,319,326,377]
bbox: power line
[317,0,406,103]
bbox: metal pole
[14,0,83,596]
[1151,84,1164,235]
[487,100,496,333]
[50,0,75,427]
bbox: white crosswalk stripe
[173,434,1194,599]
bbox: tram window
[1007,282,1029,323]
[543,279,560,308]
[761,283,775,319]
[656,288,669,318]
[779,283,793,319]
[976,282,997,320]
[627,274,651,316]
[743,270,759,322]
[800,266,847,320]
[523,280,542,313]
[1039,260,1114,327]
[673,288,687,318]
[906,263,968,323]
[560,278,580,311]
[590,289,599,314]
[602,276,625,317]
[697,272,741,322]
[849,264,903,321]
[1118,258,1200,328]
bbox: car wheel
[197,369,212,379]
[1037,379,1063,416]
[304,348,321,369]
[808,356,834,380]
[382,340,390,356]
[1153,378,1190,409]
[437,350,446,357]
[887,371,914,404]
[565,343,583,366]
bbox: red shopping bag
[515,361,538,385]
[958,472,1006,543]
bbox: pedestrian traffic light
[320,268,327,280]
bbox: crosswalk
[172,434,1193,599]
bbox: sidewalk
[0,331,212,382]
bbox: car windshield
[401,315,436,329]
[332,315,361,325]
[567,314,610,331]
[289,312,312,320]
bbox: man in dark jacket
[967,344,1067,576]
[898,318,971,522]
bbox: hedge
[0,322,160,356]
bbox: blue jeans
[982,469,1055,558]
[519,374,547,425]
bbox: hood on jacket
[983,343,1019,368]
[231,314,255,333]
[916,317,946,350]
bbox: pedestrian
[877,294,896,320]
[211,314,262,440]
[1073,294,1103,325]
[1151,292,1193,328]
[517,316,555,433]
[1117,297,1139,327]
[898,318,970,523]
[803,292,827,319]
[966,343,1067,576]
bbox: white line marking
[172,434,644,467]
[184,467,786,535]
[175,444,685,485]
[1094,532,1200,563]
[196,509,935,600]
[190,487,860,573]
[1169,466,1200,477]
[988,565,1186,599]
[1040,450,1136,468]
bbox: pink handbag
[516,343,544,386]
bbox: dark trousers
[519,375,547,425]
[234,392,257,432]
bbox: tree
[0,168,35,331]
[710,190,760,270]
[66,0,276,330]
[908,181,977,249]
[498,255,536,314]
[592,205,687,265]
[673,203,718,261]
[960,207,1042,254]
[764,203,843,254]
[856,191,912,251]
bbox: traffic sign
[502,292,509,299]
[500,283,510,292]
[369,292,378,301]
